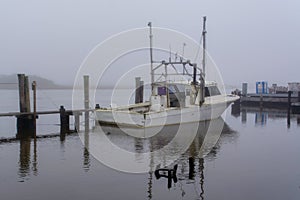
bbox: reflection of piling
[231,101,240,117]
[83,127,90,171]
[188,157,195,180]
[84,75,89,131]
[241,109,247,123]
[32,137,38,176]
[199,158,205,199]
[19,136,31,179]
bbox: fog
[0,0,299,90]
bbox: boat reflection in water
[81,117,235,199]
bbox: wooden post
[287,91,292,126]
[17,74,33,138]
[60,105,69,135]
[74,112,80,132]
[135,77,141,104]
[95,104,100,126]
[32,81,37,139]
[140,80,144,103]
[18,74,26,113]
[84,75,89,131]
[24,76,31,112]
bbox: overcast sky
[0,0,299,89]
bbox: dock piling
[95,104,100,126]
[74,112,81,132]
[140,80,144,103]
[32,81,37,139]
[84,75,89,131]
[242,83,248,96]
[60,106,70,135]
[135,77,141,104]
[24,76,31,113]
[2,74,95,138]
[259,94,263,109]
[287,91,292,126]
[18,74,26,113]
[17,74,34,138]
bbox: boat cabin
[150,81,221,111]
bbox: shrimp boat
[95,17,239,128]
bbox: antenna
[182,43,186,61]
[169,44,172,62]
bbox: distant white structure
[269,83,288,94]
[288,82,300,94]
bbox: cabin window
[205,86,221,97]
[186,89,190,96]
[157,86,166,95]
[168,85,177,94]
[168,84,186,107]
[176,85,185,92]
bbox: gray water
[0,89,300,200]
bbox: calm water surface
[0,89,300,200]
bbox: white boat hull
[96,95,239,128]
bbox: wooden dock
[0,108,95,117]
[240,92,300,108]
[0,74,94,139]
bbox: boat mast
[199,16,207,106]
[202,16,207,81]
[148,22,154,95]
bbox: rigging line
[193,34,203,62]
[156,73,165,82]
[36,86,60,109]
